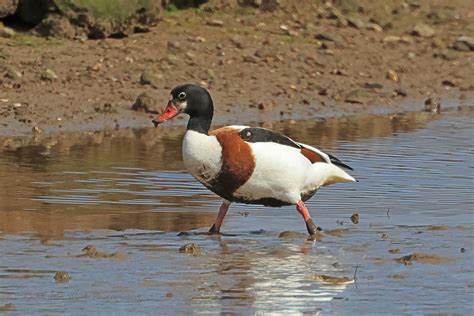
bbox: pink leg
[209,200,231,233]
[296,200,320,235]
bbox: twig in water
[353,265,359,284]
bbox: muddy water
[1,108,473,314]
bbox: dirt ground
[0,0,473,136]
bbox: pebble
[386,69,399,82]
[350,213,359,224]
[243,55,260,63]
[140,70,162,88]
[179,243,201,254]
[206,19,224,27]
[452,36,474,52]
[54,272,71,283]
[412,22,435,38]
[131,92,157,113]
[0,23,15,38]
[5,67,22,80]
[41,69,58,81]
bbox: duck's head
[152,84,213,128]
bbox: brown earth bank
[0,0,473,136]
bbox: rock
[54,272,71,283]
[433,50,457,61]
[366,23,383,32]
[386,69,399,82]
[0,22,15,38]
[230,36,244,49]
[179,243,201,254]
[254,46,278,59]
[350,213,359,224]
[131,92,158,113]
[5,67,22,81]
[383,35,413,44]
[0,0,18,18]
[364,83,384,90]
[167,40,182,53]
[441,79,458,87]
[452,36,474,52]
[206,19,224,27]
[257,101,274,111]
[35,14,76,39]
[347,16,365,29]
[140,70,162,88]
[278,231,306,238]
[381,233,389,240]
[424,97,441,113]
[41,69,58,81]
[412,22,435,38]
[315,33,342,43]
[243,55,260,63]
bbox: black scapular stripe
[238,128,300,149]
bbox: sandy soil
[0,0,473,136]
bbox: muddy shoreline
[1,0,473,136]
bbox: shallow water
[1,108,473,314]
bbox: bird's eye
[178,92,186,100]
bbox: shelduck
[153,84,357,235]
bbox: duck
[152,84,357,236]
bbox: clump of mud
[395,252,455,265]
[278,231,307,239]
[54,271,71,283]
[350,213,359,224]
[179,243,201,254]
[309,274,354,285]
[78,244,127,260]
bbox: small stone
[412,22,435,38]
[344,89,374,104]
[167,40,181,53]
[230,36,244,49]
[386,69,399,82]
[389,248,401,254]
[243,55,259,63]
[90,63,103,72]
[424,97,441,113]
[364,82,384,90]
[278,231,306,238]
[257,101,274,111]
[315,33,341,42]
[206,19,224,27]
[452,36,474,52]
[434,50,457,61]
[441,79,458,87]
[41,69,58,81]
[350,213,359,224]
[381,233,389,240]
[460,248,466,253]
[347,16,365,29]
[5,67,22,80]
[254,46,278,59]
[366,23,383,32]
[0,23,15,38]
[131,92,157,113]
[54,272,71,283]
[179,243,201,254]
[140,70,162,88]
[383,36,413,44]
